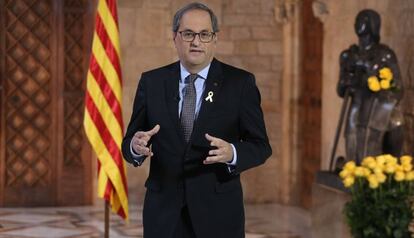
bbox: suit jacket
[122,58,272,238]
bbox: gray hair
[172,2,219,32]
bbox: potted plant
[340,155,414,238]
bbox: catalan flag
[84,0,128,219]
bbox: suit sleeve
[122,74,149,164]
[233,74,272,174]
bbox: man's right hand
[131,125,160,156]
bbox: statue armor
[337,9,404,164]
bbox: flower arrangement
[340,155,414,238]
[367,67,394,92]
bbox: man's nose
[191,34,201,46]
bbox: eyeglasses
[178,30,216,43]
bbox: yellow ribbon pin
[205,91,213,102]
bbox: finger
[134,138,148,147]
[148,124,160,136]
[134,131,151,141]
[208,149,221,156]
[142,147,152,156]
[205,154,223,162]
[133,145,151,155]
[205,133,217,142]
[203,155,223,164]
[132,135,150,146]
[205,133,221,147]
[203,160,215,165]
[203,158,215,164]
[143,145,154,157]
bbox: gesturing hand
[131,125,160,156]
[203,133,233,164]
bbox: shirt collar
[180,63,210,83]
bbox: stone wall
[317,0,414,168]
[117,0,283,203]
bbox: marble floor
[0,203,311,238]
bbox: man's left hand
[204,133,233,164]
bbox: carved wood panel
[0,0,94,206]
[1,0,54,205]
[58,0,95,206]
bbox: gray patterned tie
[180,74,198,142]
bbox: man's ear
[214,33,218,43]
[173,32,177,41]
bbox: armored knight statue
[337,9,404,164]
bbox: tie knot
[185,74,198,84]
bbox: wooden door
[0,0,95,206]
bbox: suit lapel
[192,59,223,142]
[164,61,185,142]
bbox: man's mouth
[190,49,204,53]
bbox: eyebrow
[180,28,212,32]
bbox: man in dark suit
[122,2,272,238]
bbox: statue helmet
[354,9,381,43]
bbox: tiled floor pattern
[0,204,310,238]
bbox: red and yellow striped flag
[84,0,128,220]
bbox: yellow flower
[368,175,379,189]
[368,174,376,181]
[343,176,355,188]
[369,181,379,189]
[384,154,398,164]
[406,171,414,181]
[354,167,365,177]
[376,155,386,166]
[363,167,371,177]
[379,67,393,81]
[375,173,387,183]
[368,76,381,92]
[373,165,383,175]
[395,171,405,181]
[362,156,375,166]
[362,156,377,169]
[401,155,413,165]
[339,169,350,179]
[367,161,377,169]
[403,163,413,172]
[380,79,390,89]
[369,180,379,189]
[344,161,356,172]
[385,164,396,174]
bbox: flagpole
[105,201,110,238]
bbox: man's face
[173,9,217,72]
